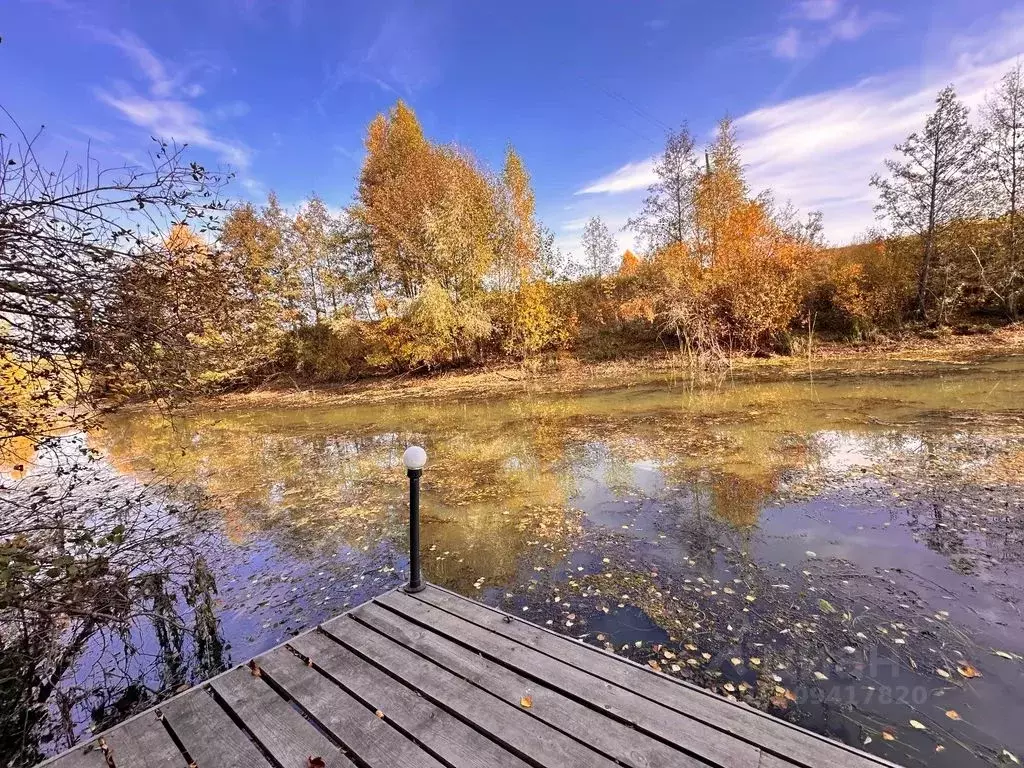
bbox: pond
[3,356,1024,767]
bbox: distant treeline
[4,67,1024,425]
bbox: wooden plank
[373,591,759,768]
[210,666,354,768]
[255,644,445,768]
[161,686,274,768]
[355,601,706,768]
[413,585,890,768]
[286,633,531,768]
[320,617,622,768]
[45,744,108,768]
[101,713,185,768]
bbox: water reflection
[0,438,228,766]
[8,357,1024,766]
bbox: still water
[7,357,1024,767]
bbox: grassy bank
[186,324,1024,413]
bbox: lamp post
[402,445,427,593]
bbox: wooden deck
[39,583,901,768]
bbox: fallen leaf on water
[770,695,789,709]
[784,689,797,702]
[863,736,872,746]
[1001,749,1020,765]
[749,657,761,666]
[520,696,532,709]
[881,729,896,741]
[724,683,736,692]
[818,598,837,614]
[648,660,662,672]
[813,671,829,681]
[936,668,951,679]
[936,745,945,753]
[945,710,962,721]
[909,719,926,730]
[994,650,1015,660]
[745,594,756,602]
[308,757,326,768]
[957,663,982,679]
[731,657,743,666]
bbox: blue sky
[3,0,1023,255]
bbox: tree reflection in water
[0,435,227,767]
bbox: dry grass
[187,324,1024,413]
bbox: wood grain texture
[161,686,274,768]
[356,601,705,768]
[374,591,760,768]
[101,714,185,768]
[285,632,531,768]
[321,616,622,768]
[210,665,354,768]
[413,585,892,768]
[255,643,445,768]
[45,745,108,768]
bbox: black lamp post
[402,446,427,593]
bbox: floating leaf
[994,650,1015,660]
[881,729,896,741]
[909,719,926,730]
[813,671,829,681]
[957,663,982,679]
[936,668,951,679]
[1001,749,1020,765]
[945,710,962,721]
[519,696,532,709]
[749,657,761,666]
[818,598,837,614]
[731,657,743,666]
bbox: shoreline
[165,325,1024,414]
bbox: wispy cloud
[92,30,251,170]
[318,3,442,110]
[576,158,657,195]
[795,0,841,21]
[773,28,803,60]
[575,8,1024,244]
[770,1,892,60]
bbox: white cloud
[576,158,657,195]
[95,91,251,169]
[770,2,892,60]
[574,8,1024,245]
[93,30,250,170]
[773,27,803,60]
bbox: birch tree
[870,86,982,318]
[581,216,616,277]
[626,125,701,252]
[980,65,1024,317]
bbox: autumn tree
[627,125,701,252]
[980,65,1024,317]
[695,117,747,267]
[581,216,616,277]
[0,115,230,443]
[493,145,539,290]
[871,86,983,318]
